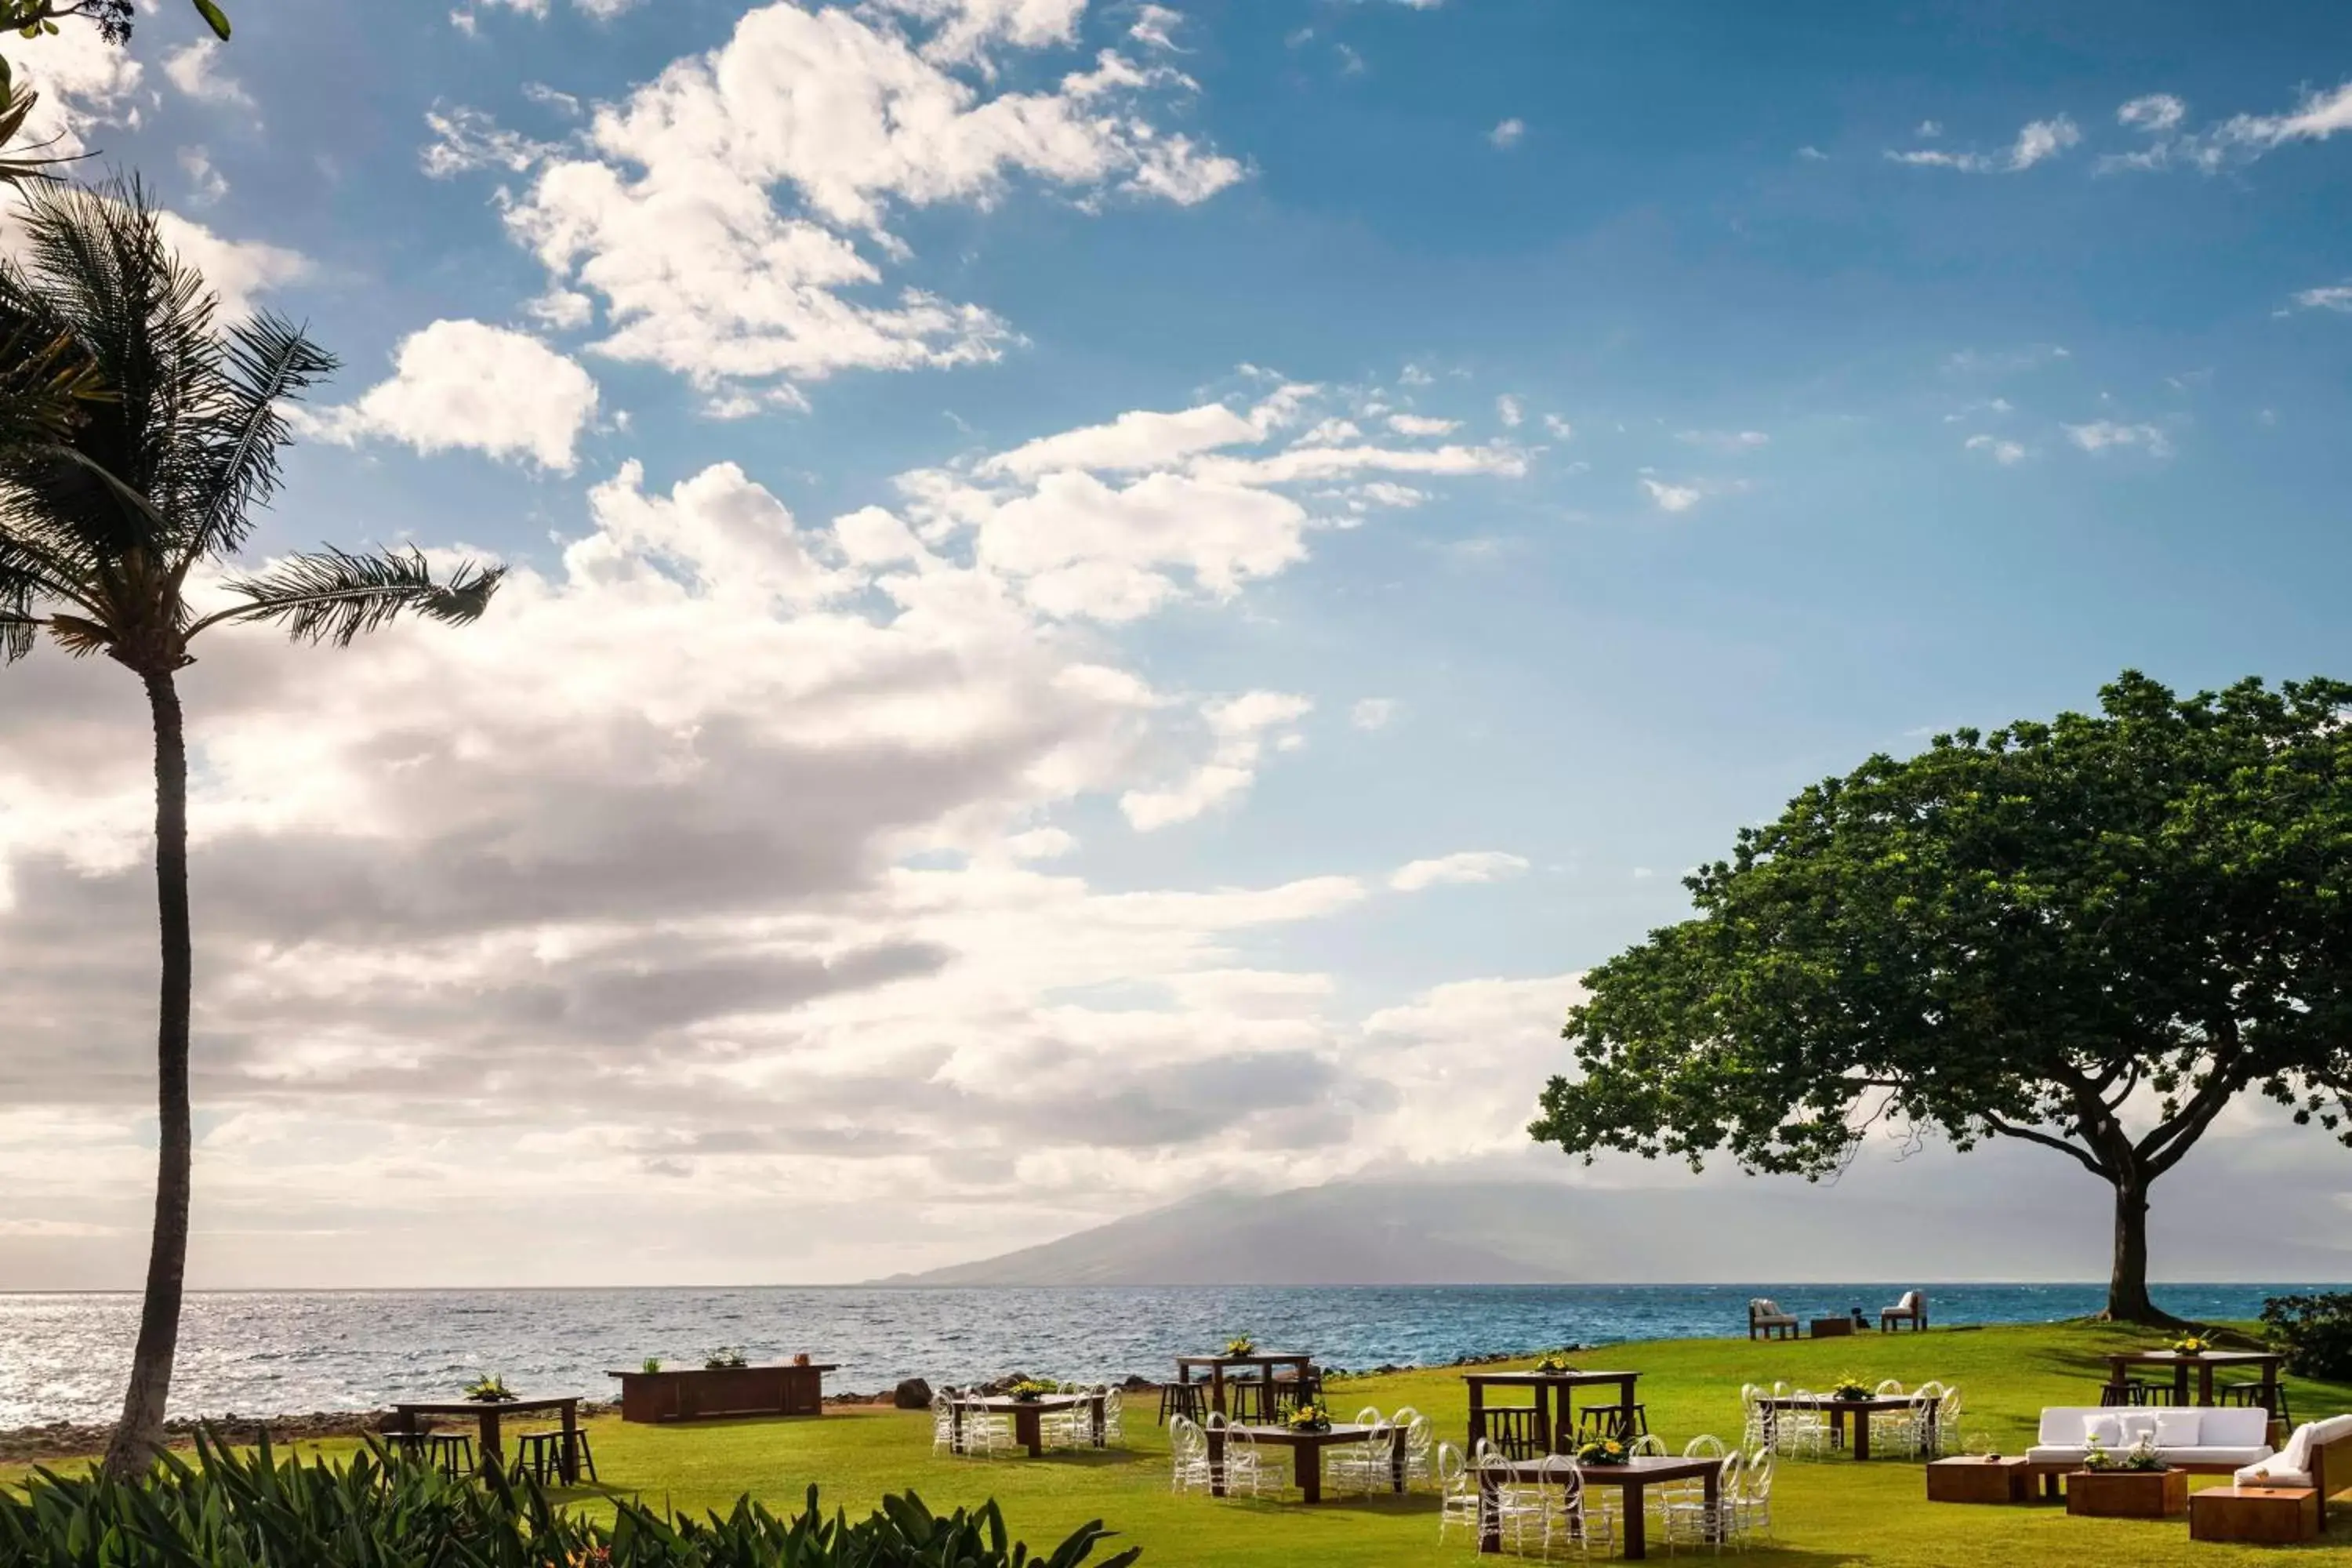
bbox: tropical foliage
[2261,1292,2352,1381]
[1532,671,2352,1323]
[0,1432,1143,1568]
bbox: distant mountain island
[875,1168,2352,1287]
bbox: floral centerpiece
[1007,1379,1059,1403]
[1284,1402,1332,1433]
[1225,1335,1255,1357]
[1576,1436,1631,1466]
[1532,1351,1579,1374]
[2170,1334,2213,1356]
[704,1347,750,1370]
[640,1356,662,1374]
[792,1352,812,1367]
[2083,1436,2167,1472]
[1831,1376,1871,1402]
[463,1374,515,1403]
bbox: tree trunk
[103,670,193,1478]
[2102,1171,2181,1327]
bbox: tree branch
[1982,1112,2111,1178]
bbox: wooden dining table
[1203,1421,1403,1504]
[1478,1454,1721,1560]
[2105,1351,2284,1408]
[1463,1369,1642,1455]
[951,1392,1107,1457]
[1758,1393,1926,1461]
[1173,1352,1316,1418]
[390,1395,580,1479]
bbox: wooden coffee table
[1926,1456,2031,1504]
[2067,1468,2188,1519]
[2189,1486,2320,1544]
[1809,1317,1854,1338]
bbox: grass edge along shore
[10,1317,2352,1566]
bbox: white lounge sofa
[2234,1413,2352,1497]
[2024,1406,2274,1481]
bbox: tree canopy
[1530,670,2352,1322]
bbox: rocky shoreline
[1,1347,1567,1465]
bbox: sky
[3,0,2352,1289]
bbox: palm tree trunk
[103,670,193,1477]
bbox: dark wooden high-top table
[1478,1454,1721,1559]
[2105,1351,2284,1408]
[1203,1421,1403,1504]
[1463,1369,1642,1454]
[1173,1352,1316,1417]
[951,1393,1107,1457]
[1758,1393,1926,1461]
[391,1396,580,1478]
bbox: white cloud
[2102,81,2352,173]
[467,1,1243,401]
[1129,3,1184,50]
[1676,429,1768,452]
[1917,120,1944,138]
[1964,434,2026,465]
[307,321,601,471]
[1639,477,1704,513]
[1886,114,2079,173]
[179,147,227,206]
[1350,698,1396,731]
[1387,413,1460,437]
[1121,691,1311,829]
[1389,851,1529,892]
[2291,282,2352,314]
[1489,117,1526,149]
[16,24,141,158]
[163,41,255,111]
[982,404,1262,477]
[1542,414,1573,439]
[2118,93,2186,132]
[1494,394,1523,428]
[893,384,1526,622]
[1795,144,1827,162]
[2064,420,2172,458]
[154,213,312,318]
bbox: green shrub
[0,1431,1139,1568]
[2260,1292,2352,1381]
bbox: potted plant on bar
[1533,1351,1578,1374]
[704,1348,750,1370]
[2170,1334,2213,1356]
[1831,1376,1871,1403]
[1225,1335,1255,1357]
[1576,1436,1631,1466]
[1007,1380,1058,1403]
[463,1374,516,1403]
[1284,1402,1332,1433]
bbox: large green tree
[0,181,501,1473]
[1531,672,2352,1324]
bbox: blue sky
[3,0,2350,1286]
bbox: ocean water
[0,1283,2328,1428]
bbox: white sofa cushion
[2025,1445,2087,1465]
[2168,1444,2273,1466]
[2237,1465,2313,1487]
[2153,1410,2200,1446]
[2314,1414,2352,1443]
[2118,1411,2159,1444]
[2082,1414,2124,1447]
[2196,1408,2272,1448]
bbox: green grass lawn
[9,1321,2349,1564]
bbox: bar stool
[378,1428,432,1464]
[1229,1380,1273,1423]
[424,1432,474,1475]
[2216,1381,2292,1425]
[1577,1403,1649,1441]
[514,1429,599,1485]
[1157,1381,1205,1425]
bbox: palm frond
[179,311,334,566]
[0,176,223,558]
[202,546,505,648]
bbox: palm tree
[0,179,502,1475]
